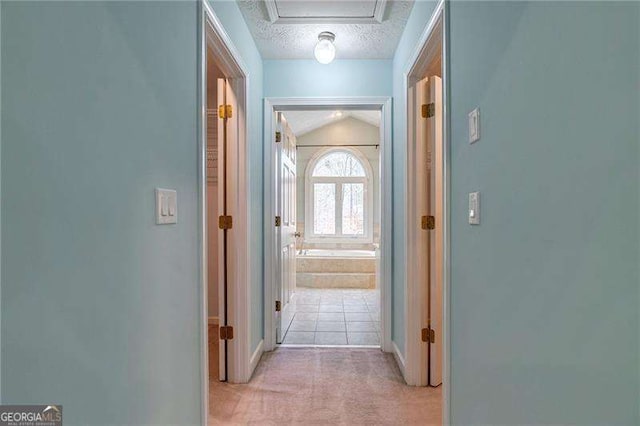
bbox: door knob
[294,232,302,238]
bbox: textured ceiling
[283,110,380,136]
[236,1,415,59]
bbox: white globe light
[314,32,336,64]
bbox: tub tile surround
[282,288,381,346]
[297,249,377,289]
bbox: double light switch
[468,107,481,225]
[156,188,177,225]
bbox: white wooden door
[206,102,219,380]
[275,113,297,343]
[427,76,443,386]
[216,77,238,381]
[415,76,431,386]
[415,75,444,386]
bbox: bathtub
[298,249,376,258]
[296,249,377,289]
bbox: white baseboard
[392,341,407,382]
[208,316,219,325]
[249,339,264,379]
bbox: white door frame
[403,0,450,423]
[263,97,393,353]
[198,1,252,423]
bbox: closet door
[426,76,443,387]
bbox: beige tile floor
[282,288,380,346]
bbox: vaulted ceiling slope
[237,0,415,59]
[284,110,381,136]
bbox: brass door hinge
[421,103,435,118]
[220,325,234,340]
[218,215,233,230]
[275,131,282,143]
[421,327,435,343]
[275,216,282,227]
[421,215,435,230]
[275,300,282,312]
[218,104,233,119]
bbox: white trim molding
[249,339,264,378]
[197,6,207,425]
[203,0,252,385]
[402,0,451,424]
[199,2,253,424]
[263,97,393,354]
[442,3,451,424]
[265,0,387,24]
[403,0,444,384]
[392,341,407,379]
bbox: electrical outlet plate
[156,188,177,225]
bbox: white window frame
[304,147,374,243]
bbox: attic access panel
[266,0,387,24]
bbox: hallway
[209,348,441,425]
[2,1,639,425]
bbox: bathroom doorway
[264,98,392,352]
[287,110,381,346]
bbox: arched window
[305,148,372,240]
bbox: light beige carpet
[209,347,441,425]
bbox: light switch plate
[156,188,177,225]
[468,108,480,144]
[469,191,480,225]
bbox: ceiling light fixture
[314,31,336,64]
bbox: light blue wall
[1,2,201,424]
[448,2,640,424]
[0,1,2,402]
[264,59,392,97]
[390,0,438,357]
[0,2,2,403]
[208,0,265,356]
